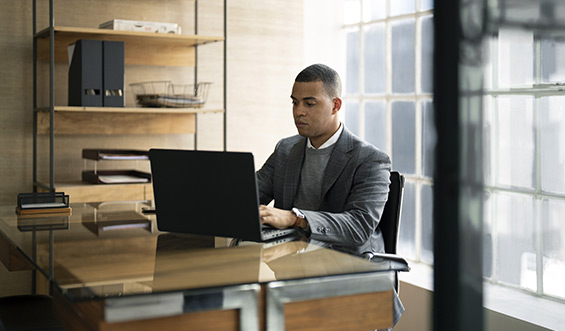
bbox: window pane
[483,38,494,90]
[498,29,534,87]
[365,101,386,150]
[421,184,433,264]
[542,199,565,300]
[420,0,434,11]
[422,100,435,178]
[392,19,415,93]
[392,101,415,174]
[346,29,360,94]
[364,23,386,93]
[541,37,565,83]
[390,0,415,16]
[344,0,361,24]
[398,181,416,260]
[345,101,360,135]
[540,97,565,194]
[483,191,493,279]
[421,15,434,93]
[483,96,493,186]
[495,192,535,291]
[362,0,386,21]
[496,96,534,188]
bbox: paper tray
[135,94,206,108]
[82,149,149,161]
[82,170,151,184]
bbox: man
[257,63,392,256]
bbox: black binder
[103,41,125,107]
[68,39,103,107]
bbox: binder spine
[103,41,125,107]
[68,39,103,107]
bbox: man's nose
[294,104,306,116]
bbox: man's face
[291,81,341,147]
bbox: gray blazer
[256,127,391,255]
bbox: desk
[0,202,405,331]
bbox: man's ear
[332,97,342,114]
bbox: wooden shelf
[38,181,154,204]
[36,106,224,114]
[36,26,224,66]
[36,107,224,135]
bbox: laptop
[149,148,297,242]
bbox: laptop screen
[149,149,263,241]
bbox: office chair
[363,171,409,293]
[381,171,404,255]
[0,294,63,331]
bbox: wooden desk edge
[0,231,34,271]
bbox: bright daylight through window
[342,0,565,302]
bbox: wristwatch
[291,207,308,230]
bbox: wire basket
[129,81,212,108]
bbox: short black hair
[295,64,342,98]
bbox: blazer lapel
[321,128,353,199]
[282,137,307,209]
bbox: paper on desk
[98,153,149,160]
[20,202,67,209]
[68,44,75,68]
[98,175,149,184]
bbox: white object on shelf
[99,19,181,34]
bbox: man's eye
[306,103,315,107]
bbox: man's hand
[259,205,296,229]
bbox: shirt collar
[307,123,343,150]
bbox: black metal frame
[433,0,484,330]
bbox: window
[342,0,434,263]
[343,0,565,302]
[483,29,565,301]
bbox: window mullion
[358,1,366,140]
[534,38,544,296]
[491,36,500,283]
[385,7,393,156]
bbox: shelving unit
[32,0,227,203]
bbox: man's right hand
[259,205,296,229]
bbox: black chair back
[379,171,405,254]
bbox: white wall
[303,0,345,79]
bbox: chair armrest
[362,252,411,272]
